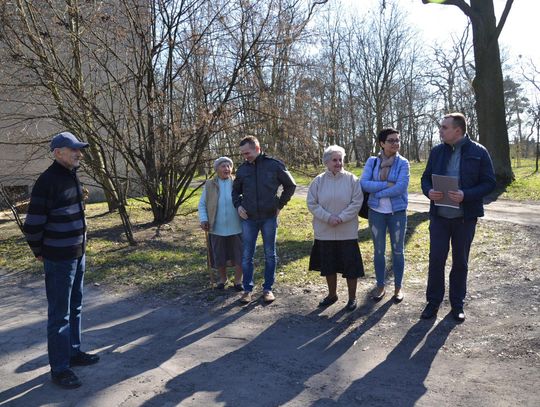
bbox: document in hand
[432,174,459,209]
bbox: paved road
[295,186,540,227]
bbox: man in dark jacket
[420,113,496,322]
[232,136,296,304]
[23,132,99,388]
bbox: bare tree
[355,4,412,152]
[519,58,540,172]
[1,0,327,229]
[422,0,515,185]
[0,0,137,244]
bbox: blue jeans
[368,209,407,288]
[427,215,477,309]
[43,255,85,373]
[241,216,278,292]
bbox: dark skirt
[209,233,243,269]
[309,239,364,278]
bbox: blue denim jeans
[427,215,477,308]
[368,209,407,288]
[241,216,278,292]
[43,255,85,373]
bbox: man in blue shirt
[420,113,496,322]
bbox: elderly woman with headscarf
[307,145,365,311]
[198,157,243,290]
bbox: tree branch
[494,0,514,40]
[422,0,473,17]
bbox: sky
[340,0,540,78]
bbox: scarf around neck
[378,152,396,181]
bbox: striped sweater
[23,160,87,260]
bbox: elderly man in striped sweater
[23,132,99,389]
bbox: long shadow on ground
[140,299,394,406]
[0,285,249,406]
[313,315,455,406]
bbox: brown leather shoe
[240,291,252,304]
[263,290,275,303]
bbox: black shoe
[70,351,100,367]
[421,303,439,319]
[346,299,357,311]
[318,295,338,307]
[371,287,386,302]
[233,284,243,292]
[51,369,82,389]
[393,289,404,303]
[216,282,226,290]
[451,307,466,323]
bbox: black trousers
[426,215,477,308]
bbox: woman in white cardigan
[307,145,365,311]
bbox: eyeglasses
[385,138,400,144]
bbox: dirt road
[1,190,539,406]
[1,242,539,407]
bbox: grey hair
[213,156,233,171]
[322,145,346,164]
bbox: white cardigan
[307,169,363,241]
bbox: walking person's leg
[241,219,259,293]
[232,233,243,290]
[69,255,85,356]
[44,257,83,388]
[422,215,451,319]
[67,254,99,365]
[44,258,78,374]
[369,209,388,299]
[388,211,407,299]
[260,216,278,293]
[426,216,451,306]
[449,218,477,317]
[345,277,358,310]
[260,216,278,302]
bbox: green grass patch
[0,178,534,297]
[0,195,433,295]
[498,158,540,200]
[0,233,41,275]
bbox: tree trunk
[534,121,540,172]
[469,0,514,185]
[471,0,514,185]
[423,0,515,185]
[118,204,136,246]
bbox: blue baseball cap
[50,132,89,151]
